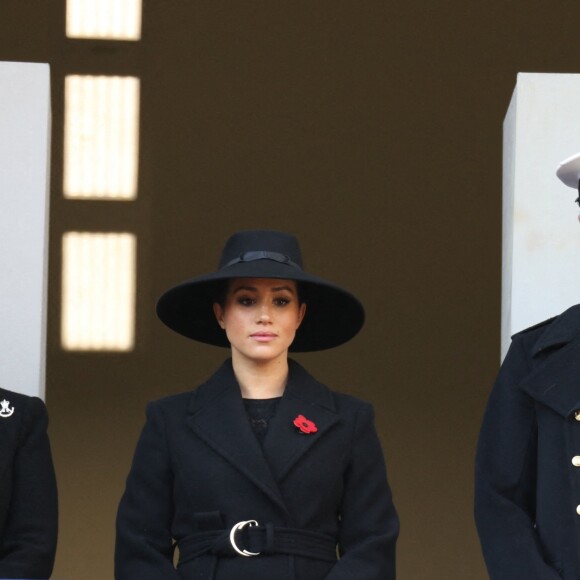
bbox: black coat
[475,304,580,579]
[0,388,58,579]
[115,359,399,579]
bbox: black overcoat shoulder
[475,304,580,579]
[115,359,399,580]
[0,388,58,579]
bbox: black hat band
[222,251,302,271]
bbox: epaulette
[511,316,557,339]
[510,304,580,354]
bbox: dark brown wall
[2,1,580,578]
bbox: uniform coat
[115,359,399,579]
[475,304,580,579]
[0,388,58,579]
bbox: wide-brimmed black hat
[156,229,365,352]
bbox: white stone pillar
[502,73,580,359]
[0,62,51,398]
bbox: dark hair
[210,280,229,307]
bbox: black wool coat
[115,359,399,580]
[0,388,58,579]
[475,304,580,579]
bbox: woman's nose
[257,303,272,322]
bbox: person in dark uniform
[115,229,399,580]
[475,153,580,579]
[0,387,58,579]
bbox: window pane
[61,232,136,351]
[66,0,142,40]
[64,75,140,200]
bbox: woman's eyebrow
[271,285,295,293]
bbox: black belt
[177,520,337,565]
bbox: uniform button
[576,505,580,516]
[575,411,580,421]
[573,456,580,467]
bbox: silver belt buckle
[229,520,261,557]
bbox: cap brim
[556,152,580,189]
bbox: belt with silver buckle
[229,520,260,557]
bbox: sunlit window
[66,0,142,40]
[61,232,137,351]
[64,75,140,200]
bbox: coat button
[573,456,580,467]
[577,505,580,516]
[575,411,580,421]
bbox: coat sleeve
[115,402,181,580]
[325,402,399,580]
[0,396,58,579]
[474,337,562,579]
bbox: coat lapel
[0,389,19,482]
[0,419,9,480]
[520,321,580,418]
[263,360,339,482]
[185,360,288,513]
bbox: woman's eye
[274,297,290,306]
[237,297,255,306]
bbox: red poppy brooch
[293,414,318,434]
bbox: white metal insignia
[0,399,14,418]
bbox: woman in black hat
[115,229,399,580]
[0,387,58,579]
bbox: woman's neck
[231,353,289,399]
